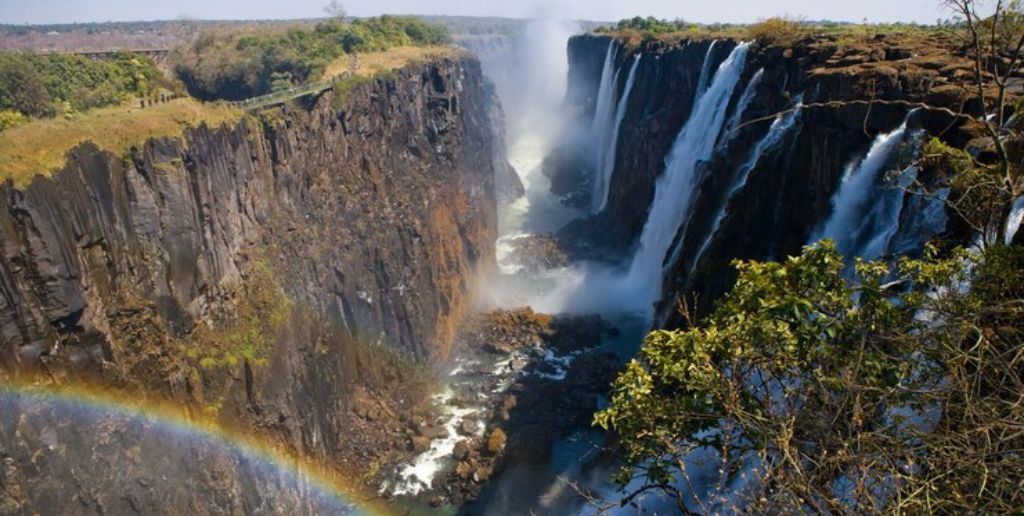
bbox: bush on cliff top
[745,16,811,45]
[172,15,450,101]
[0,51,172,118]
[596,242,1024,513]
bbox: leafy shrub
[596,17,692,42]
[0,110,27,131]
[0,51,170,116]
[596,241,1024,513]
[0,56,52,117]
[172,16,449,101]
[745,16,810,45]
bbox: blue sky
[0,0,945,25]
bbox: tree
[323,0,347,20]
[594,2,1024,512]
[595,241,1024,513]
[0,56,51,117]
[269,71,294,93]
[934,0,1024,245]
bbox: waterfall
[724,68,764,136]
[624,42,751,308]
[695,40,719,97]
[891,185,950,256]
[813,112,919,260]
[664,68,767,273]
[590,41,619,181]
[689,97,803,276]
[592,54,642,214]
[1005,196,1024,245]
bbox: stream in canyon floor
[384,108,651,515]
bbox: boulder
[455,460,474,480]
[472,465,492,483]
[410,436,432,454]
[458,419,479,436]
[452,439,471,461]
[486,428,507,456]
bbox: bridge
[229,54,360,111]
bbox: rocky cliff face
[559,33,977,322]
[0,55,502,513]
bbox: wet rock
[455,460,474,480]
[501,395,518,412]
[507,235,571,272]
[541,144,592,209]
[472,465,492,483]
[506,424,554,464]
[452,440,472,461]
[566,352,621,392]
[416,422,446,440]
[410,436,432,454]
[509,357,530,371]
[458,419,479,436]
[486,428,507,456]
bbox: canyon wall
[560,34,974,322]
[0,55,503,513]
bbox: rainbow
[0,378,396,516]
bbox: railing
[228,54,360,111]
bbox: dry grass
[322,45,462,79]
[746,17,811,45]
[609,22,945,51]
[0,98,241,186]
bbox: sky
[0,0,946,25]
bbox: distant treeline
[172,16,450,101]
[0,51,172,118]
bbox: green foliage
[924,135,1018,244]
[173,15,449,101]
[614,17,689,34]
[595,17,694,43]
[0,55,52,117]
[0,110,27,131]
[269,71,295,93]
[0,51,169,117]
[184,258,293,370]
[329,74,373,109]
[596,241,1024,512]
[745,16,811,45]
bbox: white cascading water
[590,41,619,182]
[623,42,751,310]
[724,68,764,136]
[663,67,765,274]
[1005,196,1024,245]
[695,40,719,97]
[813,111,917,259]
[592,54,642,214]
[689,97,803,276]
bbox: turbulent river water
[380,21,657,514]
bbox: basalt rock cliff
[557,33,980,323]
[0,55,504,514]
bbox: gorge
[0,11,1014,516]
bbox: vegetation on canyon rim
[0,50,174,120]
[172,15,450,100]
[0,13,456,184]
[596,1,1024,513]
